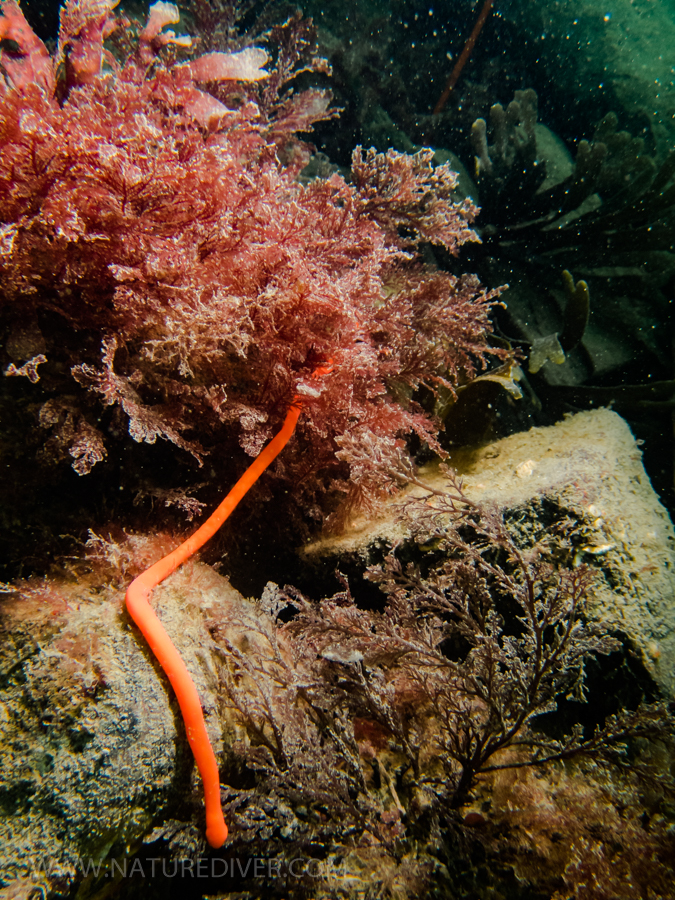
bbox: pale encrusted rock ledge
[303,408,675,695]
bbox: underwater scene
[1,0,675,897]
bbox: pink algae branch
[0,0,120,92]
[57,0,119,86]
[138,0,192,59]
[0,0,52,90]
[0,0,268,125]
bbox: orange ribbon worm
[125,367,330,847]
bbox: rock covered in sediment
[302,408,675,696]
[0,535,252,897]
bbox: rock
[0,541,251,896]
[303,408,675,696]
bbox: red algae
[0,0,505,517]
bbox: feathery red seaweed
[0,0,504,517]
